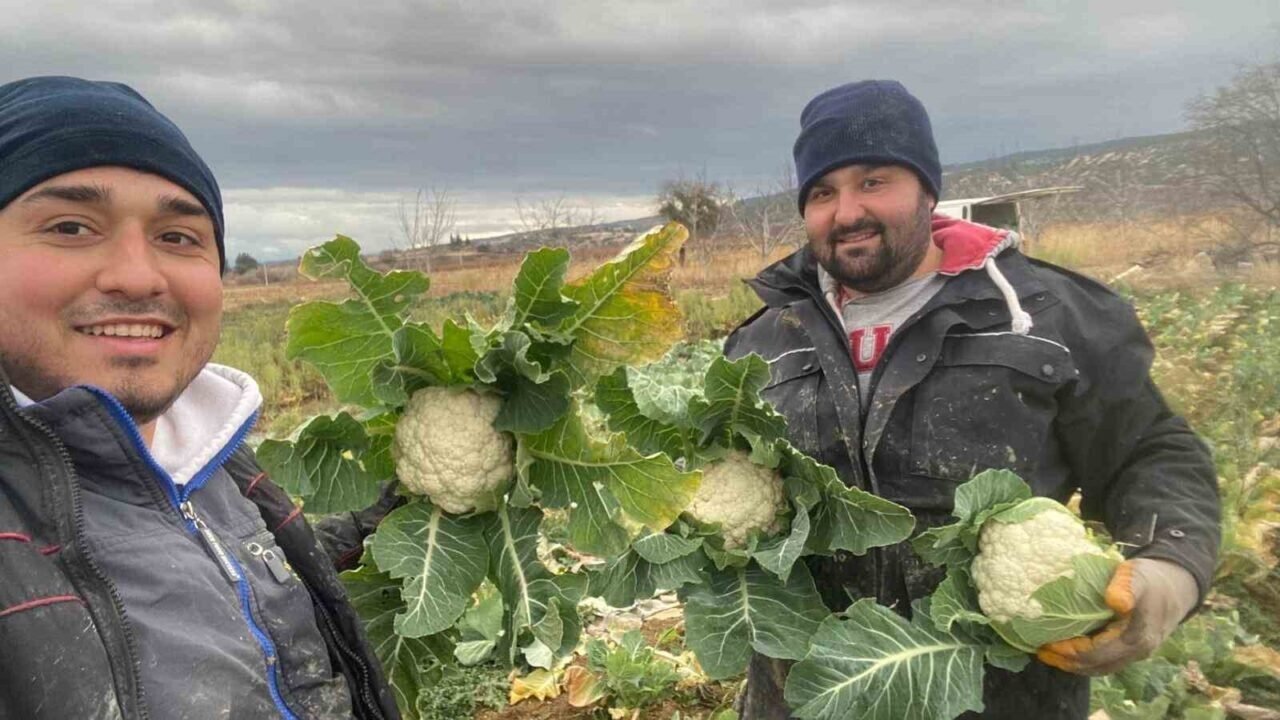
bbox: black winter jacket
[0,375,400,720]
[724,243,1220,719]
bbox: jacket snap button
[915,353,927,362]
[836,551,851,562]
[1169,528,1186,538]
[1041,364,1055,377]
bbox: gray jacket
[1,365,396,719]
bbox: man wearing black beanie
[724,80,1219,718]
[0,77,398,719]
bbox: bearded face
[803,164,935,294]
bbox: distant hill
[360,129,1222,274]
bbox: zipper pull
[261,549,294,584]
[246,541,295,584]
[181,501,242,585]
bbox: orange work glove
[1036,557,1200,676]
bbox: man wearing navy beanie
[724,80,1218,718]
[0,77,399,719]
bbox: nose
[94,224,169,298]
[832,188,868,228]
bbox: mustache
[826,219,885,244]
[63,299,186,327]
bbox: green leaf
[927,568,990,633]
[910,523,971,568]
[558,223,688,384]
[953,469,1033,525]
[373,320,479,405]
[508,247,579,329]
[255,412,386,514]
[453,587,504,666]
[486,503,549,645]
[753,502,810,582]
[993,552,1120,652]
[783,599,987,720]
[632,533,704,564]
[520,409,700,556]
[803,455,915,556]
[342,563,456,719]
[688,355,788,447]
[594,367,695,459]
[485,504,584,668]
[910,470,1035,567]
[369,501,490,638]
[475,330,551,384]
[494,371,572,434]
[589,548,708,607]
[682,562,830,680]
[287,236,430,407]
[626,364,701,425]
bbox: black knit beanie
[793,80,942,214]
[0,76,225,271]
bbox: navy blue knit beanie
[0,76,225,271]
[793,80,942,214]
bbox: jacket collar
[14,364,261,489]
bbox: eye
[807,186,833,202]
[158,231,201,247]
[861,177,886,190]
[47,220,92,236]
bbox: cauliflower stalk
[970,496,1122,651]
[686,449,786,549]
[394,386,515,514]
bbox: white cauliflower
[970,498,1107,623]
[686,450,786,549]
[394,386,514,514]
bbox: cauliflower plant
[394,386,514,514]
[686,450,786,549]
[971,498,1106,623]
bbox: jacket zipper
[85,388,300,720]
[1,390,150,720]
[297,573,387,720]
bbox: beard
[811,191,934,294]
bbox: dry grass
[223,243,791,311]
[222,217,1275,314]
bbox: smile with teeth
[77,323,168,339]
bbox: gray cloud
[3,0,1276,259]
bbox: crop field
[215,222,1280,719]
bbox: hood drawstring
[984,257,1033,335]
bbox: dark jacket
[724,227,1220,719]
[0,374,400,720]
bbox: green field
[214,252,1280,719]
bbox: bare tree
[514,194,600,243]
[657,171,730,250]
[1186,62,1280,232]
[397,186,457,273]
[725,163,805,258]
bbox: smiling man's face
[0,166,222,426]
[803,163,935,295]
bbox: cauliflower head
[394,386,514,514]
[970,498,1106,623]
[686,450,786,549]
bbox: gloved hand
[1036,557,1200,676]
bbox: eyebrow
[158,195,209,218]
[21,184,112,205]
[20,185,208,219]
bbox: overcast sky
[3,0,1277,260]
